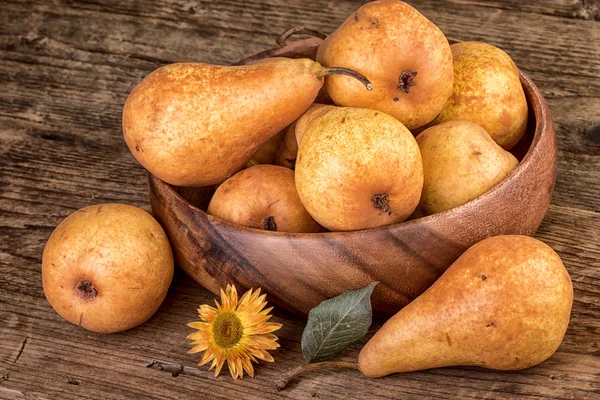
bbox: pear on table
[358,235,573,378]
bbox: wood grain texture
[1,0,599,399]
[149,38,557,316]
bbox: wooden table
[1,1,599,399]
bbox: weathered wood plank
[1,0,599,399]
[446,0,600,21]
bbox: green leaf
[301,282,378,363]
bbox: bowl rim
[150,40,549,239]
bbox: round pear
[42,204,174,333]
[417,120,518,215]
[295,107,423,231]
[207,165,322,233]
[431,42,528,149]
[316,0,454,130]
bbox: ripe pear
[316,0,454,130]
[123,58,372,187]
[246,129,285,167]
[431,42,528,150]
[359,235,573,378]
[275,123,299,170]
[294,103,336,146]
[295,106,423,231]
[417,120,518,215]
[42,204,174,333]
[207,165,323,233]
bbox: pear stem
[276,360,359,390]
[319,68,374,91]
[277,26,328,46]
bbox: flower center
[212,311,244,349]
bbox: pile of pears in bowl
[123,0,557,315]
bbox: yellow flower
[187,284,282,379]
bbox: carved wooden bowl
[149,37,557,316]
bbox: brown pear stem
[320,68,373,91]
[276,361,359,390]
[277,26,328,46]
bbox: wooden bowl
[149,38,557,316]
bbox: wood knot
[68,377,80,385]
[584,124,600,144]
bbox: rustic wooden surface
[1,0,599,399]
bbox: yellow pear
[207,165,322,233]
[246,129,285,167]
[417,120,518,215]
[359,235,573,378]
[431,42,528,149]
[316,0,454,130]
[122,59,371,186]
[294,104,336,146]
[295,106,423,231]
[275,123,299,170]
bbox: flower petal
[241,356,255,378]
[187,329,209,341]
[187,321,209,329]
[198,348,217,366]
[198,305,218,322]
[246,322,282,335]
[188,342,209,354]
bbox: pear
[431,42,528,150]
[275,123,299,170]
[316,0,454,130]
[358,235,573,378]
[417,120,518,215]
[246,129,285,167]
[294,103,336,146]
[207,165,323,233]
[295,106,423,231]
[122,59,372,187]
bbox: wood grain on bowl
[149,38,557,316]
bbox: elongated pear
[358,235,573,378]
[122,58,372,187]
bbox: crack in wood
[0,371,9,384]
[146,360,216,380]
[14,336,29,364]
